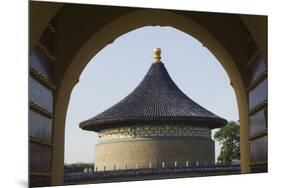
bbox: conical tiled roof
[80,61,227,131]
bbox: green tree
[214,121,240,164]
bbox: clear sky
[64,26,238,164]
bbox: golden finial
[153,48,161,63]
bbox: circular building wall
[94,124,215,171]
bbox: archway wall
[29,2,268,186]
[52,5,251,89]
[245,36,268,173]
[29,8,58,187]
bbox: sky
[64,26,238,164]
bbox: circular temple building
[80,48,227,171]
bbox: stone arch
[52,9,250,184]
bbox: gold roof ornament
[153,48,161,63]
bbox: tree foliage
[214,121,240,164]
[64,162,94,173]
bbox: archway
[64,25,239,169]
[52,9,250,184]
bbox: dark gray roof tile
[80,62,227,131]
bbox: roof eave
[80,117,227,132]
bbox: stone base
[94,137,214,171]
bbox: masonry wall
[95,137,214,171]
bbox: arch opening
[64,26,239,166]
[52,9,250,184]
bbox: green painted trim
[249,129,267,141]
[29,101,54,119]
[30,136,53,147]
[247,71,267,92]
[30,67,56,91]
[248,100,267,116]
